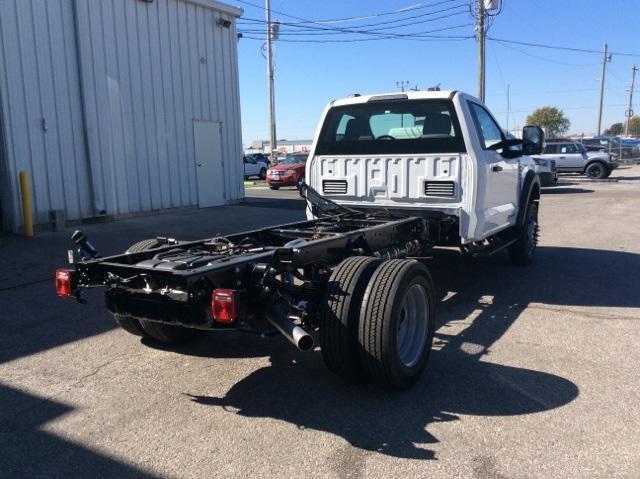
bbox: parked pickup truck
[56,90,544,389]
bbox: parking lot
[1,167,639,478]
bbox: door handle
[197,163,203,167]
[492,165,503,172]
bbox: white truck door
[468,102,519,238]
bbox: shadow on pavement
[183,245,640,459]
[243,196,305,211]
[610,175,640,181]
[0,384,159,478]
[541,187,594,195]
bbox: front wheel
[585,162,608,179]
[508,196,539,266]
[358,260,436,389]
[259,168,267,180]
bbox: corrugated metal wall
[0,0,93,230]
[0,0,243,231]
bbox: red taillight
[211,289,238,324]
[55,268,76,298]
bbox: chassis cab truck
[55,91,544,389]
[306,90,544,256]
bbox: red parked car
[266,152,308,190]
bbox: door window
[559,144,577,154]
[468,102,503,149]
[543,144,558,154]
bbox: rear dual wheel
[112,239,200,345]
[320,257,436,389]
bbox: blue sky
[235,0,640,144]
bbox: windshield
[315,99,465,155]
[282,154,307,165]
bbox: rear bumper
[106,288,212,329]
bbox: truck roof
[330,90,470,107]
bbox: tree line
[524,106,640,137]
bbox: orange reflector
[211,289,238,324]
[55,268,75,298]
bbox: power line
[487,36,640,58]
[239,7,471,35]
[493,103,629,115]
[240,23,475,43]
[278,0,463,24]
[492,40,598,67]
[240,31,473,44]
[236,0,463,26]
[487,87,637,97]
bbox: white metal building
[0,0,244,233]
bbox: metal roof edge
[180,0,243,17]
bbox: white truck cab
[305,90,545,263]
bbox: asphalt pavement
[1,167,639,478]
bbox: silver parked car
[535,140,616,179]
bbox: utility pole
[476,0,485,102]
[596,43,612,136]
[396,81,409,92]
[265,0,277,161]
[624,65,638,137]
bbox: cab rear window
[315,100,466,155]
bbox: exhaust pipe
[266,304,314,351]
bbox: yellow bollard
[19,171,34,237]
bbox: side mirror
[522,125,545,155]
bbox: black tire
[358,260,436,389]
[138,319,199,344]
[112,239,163,337]
[319,256,381,380]
[259,168,267,180]
[585,162,607,179]
[121,238,199,344]
[113,313,147,336]
[508,195,539,266]
[269,186,280,190]
[126,238,161,254]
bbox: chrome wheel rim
[397,283,429,367]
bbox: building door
[193,120,224,208]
